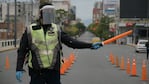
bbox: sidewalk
[127,43,136,47]
[0,46,18,52]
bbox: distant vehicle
[135,39,148,53]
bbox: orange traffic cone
[126,57,130,74]
[69,53,75,64]
[60,58,67,75]
[141,60,148,81]
[66,58,71,70]
[115,56,119,67]
[72,53,76,61]
[111,55,115,65]
[5,56,10,70]
[60,64,65,75]
[131,58,137,76]
[120,56,125,70]
[109,53,113,62]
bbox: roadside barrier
[0,39,20,48]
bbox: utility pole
[25,0,29,28]
[7,0,10,39]
[14,0,17,47]
[31,0,33,23]
[115,0,120,44]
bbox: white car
[135,40,148,53]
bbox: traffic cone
[60,58,67,75]
[141,60,148,81]
[60,64,65,75]
[66,57,71,70]
[131,58,137,76]
[69,53,75,64]
[115,56,119,67]
[109,53,113,62]
[120,56,125,70]
[126,57,130,74]
[5,56,10,70]
[111,55,115,65]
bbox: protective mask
[40,5,55,25]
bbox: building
[53,0,71,11]
[0,1,39,40]
[102,0,118,17]
[92,1,103,23]
[0,0,75,39]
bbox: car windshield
[139,42,146,44]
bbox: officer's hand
[91,42,103,49]
[16,71,23,82]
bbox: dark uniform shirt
[16,28,92,71]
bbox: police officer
[16,3,103,84]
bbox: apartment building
[53,0,70,11]
[0,1,39,39]
[102,0,119,17]
[92,1,103,23]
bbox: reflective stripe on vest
[28,23,59,69]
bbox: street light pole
[14,0,17,47]
[7,0,10,39]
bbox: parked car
[135,39,148,53]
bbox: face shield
[40,5,55,25]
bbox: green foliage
[88,16,114,40]
[64,25,79,36]
[75,22,86,32]
[55,9,68,24]
[63,22,86,36]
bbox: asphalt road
[0,31,149,84]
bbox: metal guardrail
[0,39,20,48]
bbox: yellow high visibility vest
[28,23,60,69]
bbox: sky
[71,0,101,26]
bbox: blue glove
[16,71,23,82]
[91,42,103,49]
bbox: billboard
[120,0,149,18]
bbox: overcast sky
[71,0,101,26]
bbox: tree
[97,16,113,40]
[55,9,68,24]
[75,22,86,32]
[87,16,113,40]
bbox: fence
[0,39,20,49]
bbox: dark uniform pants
[29,68,61,84]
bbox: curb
[127,44,136,47]
[0,46,18,52]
